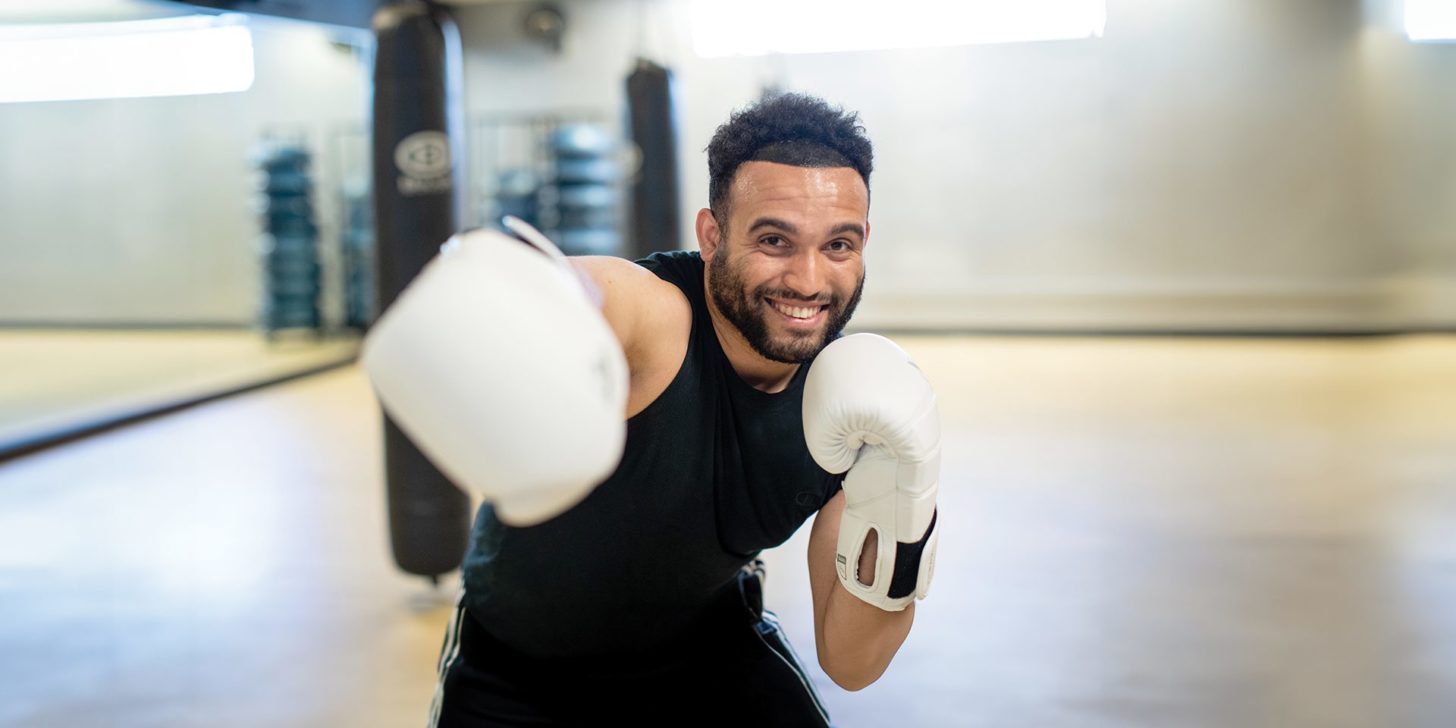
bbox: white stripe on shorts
[427,593,468,728]
[756,609,832,726]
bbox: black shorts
[429,561,833,727]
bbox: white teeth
[772,302,819,319]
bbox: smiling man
[365,93,942,727]
[702,160,867,377]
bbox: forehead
[726,161,868,217]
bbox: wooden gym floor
[0,335,1452,727]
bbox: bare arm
[567,256,690,418]
[807,489,915,691]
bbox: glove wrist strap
[887,509,937,600]
[835,506,939,612]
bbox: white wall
[4,0,1448,330]
[1360,0,1456,327]
[454,0,1455,332]
[0,12,371,325]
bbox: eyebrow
[746,217,865,240]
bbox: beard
[708,250,864,364]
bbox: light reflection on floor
[0,329,359,455]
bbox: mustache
[755,287,835,307]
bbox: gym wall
[451,0,1455,333]
[0,16,370,326]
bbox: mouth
[764,297,827,328]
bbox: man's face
[700,161,869,364]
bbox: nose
[782,248,827,301]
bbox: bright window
[0,14,254,104]
[691,0,1106,57]
[1406,0,1456,41]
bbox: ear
[695,208,722,263]
[863,219,871,252]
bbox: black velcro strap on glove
[887,508,938,600]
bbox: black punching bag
[626,58,680,258]
[371,0,471,579]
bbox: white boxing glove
[803,333,940,611]
[361,217,629,526]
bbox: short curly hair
[706,93,873,230]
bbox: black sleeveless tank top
[460,250,840,659]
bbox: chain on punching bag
[626,58,681,258]
[372,0,471,580]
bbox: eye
[826,240,851,252]
[761,235,787,247]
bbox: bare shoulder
[569,256,691,346]
[570,255,691,416]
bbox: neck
[704,286,799,394]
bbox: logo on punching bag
[394,130,453,196]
